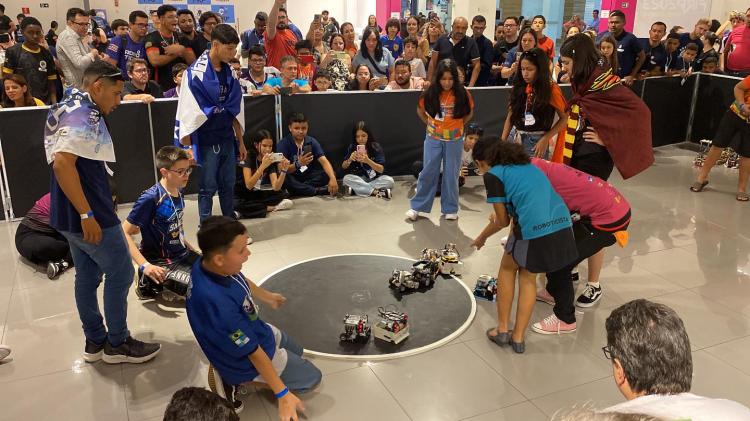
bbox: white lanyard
[158,183,185,247]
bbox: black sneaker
[135,272,160,301]
[344,186,354,196]
[46,260,70,280]
[83,339,105,363]
[576,283,603,308]
[377,188,392,200]
[208,365,244,414]
[102,336,161,364]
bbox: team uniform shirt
[537,35,555,61]
[20,193,54,233]
[265,29,297,70]
[241,28,264,52]
[144,31,194,91]
[473,35,495,86]
[343,142,386,179]
[186,261,287,385]
[127,183,188,261]
[297,62,315,81]
[531,158,630,228]
[419,90,475,141]
[483,163,571,240]
[194,66,235,147]
[602,31,643,77]
[381,34,403,59]
[106,34,147,79]
[123,80,164,98]
[236,157,278,192]
[277,135,325,180]
[2,43,57,103]
[605,393,750,421]
[679,32,704,56]
[638,38,667,73]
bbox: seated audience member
[295,39,316,81]
[700,56,722,74]
[243,46,279,93]
[122,146,201,300]
[15,193,72,279]
[602,299,750,420]
[277,112,339,196]
[163,387,239,421]
[228,57,252,94]
[403,36,427,78]
[411,123,483,191]
[262,55,311,95]
[123,58,164,102]
[385,59,426,90]
[353,27,394,87]
[342,121,395,198]
[319,33,352,91]
[186,216,321,417]
[664,33,681,71]
[312,68,333,91]
[1,74,44,107]
[668,42,698,77]
[346,64,376,91]
[235,130,294,219]
[110,19,128,38]
[163,63,187,98]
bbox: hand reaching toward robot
[263,292,287,310]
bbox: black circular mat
[257,254,476,360]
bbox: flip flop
[690,180,709,192]
[486,327,511,347]
[737,192,749,202]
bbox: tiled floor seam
[366,364,415,421]
[462,339,532,401]
[685,287,750,321]
[455,399,535,421]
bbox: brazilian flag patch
[230,329,250,347]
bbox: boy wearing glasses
[123,146,201,300]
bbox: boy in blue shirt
[381,18,404,59]
[123,146,201,300]
[104,10,149,80]
[186,216,321,418]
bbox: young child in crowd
[123,146,202,299]
[668,42,698,78]
[295,40,316,81]
[342,120,395,199]
[312,68,333,91]
[164,63,187,98]
[471,139,577,353]
[502,47,568,159]
[381,18,403,59]
[186,216,321,418]
[407,59,474,221]
[234,129,294,218]
[403,36,427,78]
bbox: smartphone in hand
[356,145,366,156]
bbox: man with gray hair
[602,299,750,420]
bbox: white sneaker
[444,213,458,220]
[405,209,419,221]
[0,344,10,361]
[247,236,253,245]
[274,199,294,211]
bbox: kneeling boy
[186,216,321,418]
[123,146,201,299]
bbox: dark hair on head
[172,62,188,78]
[155,146,190,171]
[51,20,58,28]
[351,120,382,157]
[288,112,308,125]
[593,9,599,13]
[651,21,667,31]
[16,13,25,20]
[0,4,5,13]
[126,57,148,74]
[212,24,239,45]
[157,5,177,18]
[504,16,520,25]
[280,55,297,68]
[422,59,471,119]
[111,19,128,31]
[666,32,680,41]
[329,33,345,49]
[82,60,123,88]
[348,64,372,90]
[20,16,41,30]
[66,8,87,22]
[394,58,411,70]
[532,15,546,24]
[598,34,619,74]
[560,33,601,87]
[199,11,221,28]
[472,15,486,24]
[197,216,247,260]
[295,39,313,52]
[465,123,484,137]
[2,74,36,107]
[129,10,148,24]
[684,43,699,52]
[609,9,626,21]
[314,68,331,80]
[228,57,240,64]
[385,18,400,32]
[278,7,288,15]
[702,56,718,65]
[163,387,239,421]
[87,10,97,17]
[249,129,275,157]
[510,48,552,124]
[360,27,384,61]
[518,27,538,50]
[404,36,419,48]
[177,9,195,21]
[248,45,266,58]
[565,25,580,36]
[710,18,721,33]
[704,31,718,46]
[472,137,530,166]
[605,299,692,395]
[341,22,354,32]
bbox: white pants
[343,174,395,197]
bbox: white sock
[588,282,601,289]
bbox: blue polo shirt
[186,260,276,385]
[483,164,571,240]
[277,135,326,180]
[638,38,668,73]
[126,183,187,262]
[381,34,404,59]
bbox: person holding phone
[263,55,311,94]
[294,40,316,81]
[320,33,352,91]
[306,15,330,64]
[352,27,394,89]
[501,27,537,85]
[342,121,395,198]
[277,112,339,197]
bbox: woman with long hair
[555,25,582,82]
[342,121,395,198]
[320,33,352,91]
[346,64,374,91]
[406,59,474,221]
[306,19,330,64]
[502,48,568,159]
[420,19,443,64]
[501,27,537,84]
[554,33,652,307]
[366,14,382,35]
[2,74,44,108]
[598,34,619,75]
[471,139,577,354]
[341,22,358,58]
[352,27,395,86]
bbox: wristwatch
[80,211,94,220]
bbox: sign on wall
[137,0,235,23]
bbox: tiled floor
[1,145,750,420]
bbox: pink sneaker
[532,314,577,335]
[536,288,555,305]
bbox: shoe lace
[583,284,598,298]
[542,314,559,327]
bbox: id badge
[524,112,536,126]
[367,169,377,179]
[299,165,308,173]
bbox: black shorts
[505,227,578,274]
[712,110,750,158]
[141,250,200,297]
[570,142,615,181]
[574,211,631,260]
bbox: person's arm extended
[363,156,384,174]
[628,50,647,81]
[427,51,438,82]
[183,47,196,65]
[296,81,312,93]
[48,80,57,104]
[269,162,288,191]
[242,166,263,191]
[147,48,177,67]
[468,58,480,87]
[535,108,568,158]
[123,93,156,103]
[267,0,284,41]
[318,155,337,182]
[734,79,750,112]
[462,103,474,124]
[103,55,118,66]
[248,347,305,420]
[500,61,516,79]
[52,152,101,244]
[471,203,510,249]
[122,220,168,282]
[501,111,512,141]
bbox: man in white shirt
[57,7,100,89]
[602,299,750,421]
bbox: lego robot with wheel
[373,307,410,344]
[339,314,371,343]
[473,275,498,301]
[439,243,463,275]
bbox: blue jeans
[278,331,322,392]
[343,174,395,196]
[410,135,463,214]
[61,226,134,347]
[510,127,549,159]
[199,142,236,222]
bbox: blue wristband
[275,387,289,399]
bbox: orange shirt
[729,75,750,120]
[548,82,571,162]
[419,90,475,141]
[538,36,555,61]
[265,29,298,70]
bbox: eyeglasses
[168,167,193,176]
[94,71,125,83]
[71,21,89,27]
[602,345,612,360]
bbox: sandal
[690,180,709,192]
[486,328,511,347]
[737,192,749,202]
